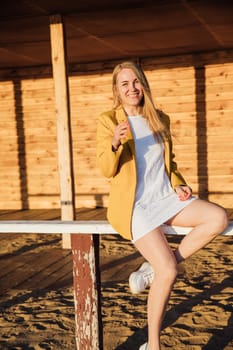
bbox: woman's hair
[112,61,169,138]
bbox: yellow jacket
[96,108,186,240]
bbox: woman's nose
[130,82,137,90]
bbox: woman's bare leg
[135,227,178,350]
[134,200,228,349]
[166,199,228,262]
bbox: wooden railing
[0,220,232,235]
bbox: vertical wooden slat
[50,14,75,248]
[49,15,102,350]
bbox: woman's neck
[123,106,142,116]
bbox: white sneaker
[139,342,148,350]
[129,262,154,294]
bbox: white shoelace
[142,270,154,287]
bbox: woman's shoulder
[98,108,126,125]
[97,109,119,130]
[98,109,116,121]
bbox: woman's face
[116,68,144,111]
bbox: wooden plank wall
[0,50,232,210]
[0,76,59,209]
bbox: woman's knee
[210,206,228,234]
[155,262,178,285]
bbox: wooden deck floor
[0,207,232,289]
[0,207,141,297]
[0,207,108,221]
[0,207,232,293]
[0,208,108,293]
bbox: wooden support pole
[50,15,102,350]
[72,234,102,350]
[50,14,75,249]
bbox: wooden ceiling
[0,0,233,69]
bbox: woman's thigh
[166,198,227,228]
[134,227,177,274]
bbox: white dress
[128,116,196,242]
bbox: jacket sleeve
[96,112,123,178]
[170,149,187,188]
[162,112,187,188]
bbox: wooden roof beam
[181,0,225,47]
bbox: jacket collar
[115,108,127,123]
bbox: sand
[0,232,233,349]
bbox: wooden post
[71,234,102,350]
[50,15,102,350]
[50,14,75,249]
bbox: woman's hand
[112,121,129,151]
[175,185,192,201]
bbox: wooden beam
[180,0,224,46]
[50,14,75,249]
[0,221,232,235]
[50,15,102,350]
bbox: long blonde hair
[112,61,169,138]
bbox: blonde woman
[96,61,228,350]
